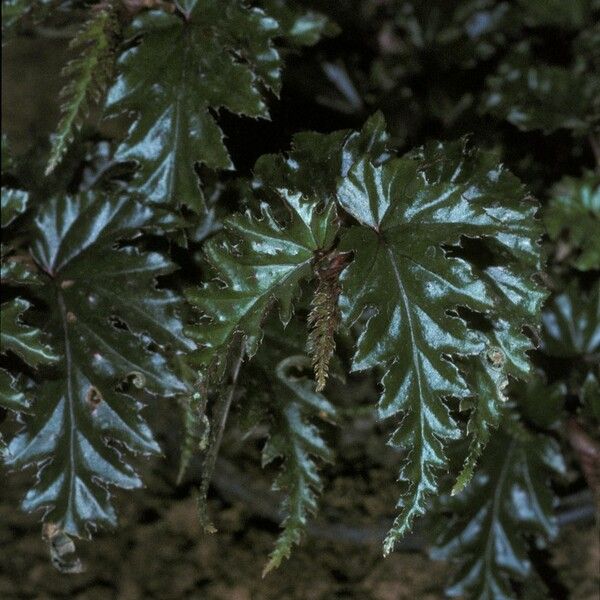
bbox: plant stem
[196,342,244,531]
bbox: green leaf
[1,187,28,227]
[484,45,600,135]
[336,139,544,551]
[431,426,566,599]
[0,368,28,413]
[261,354,335,574]
[513,373,566,430]
[452,352,509,496]
[1,297,57,367]
[46,2,121,175]
[388,0,511,68]
[1,134,29,226]
[545,170,600,271]
[259,0,339,47]
[240,317,335,573]
[1,135,41,286]
[185,189,338,369]
[581,371,600,421]
[6,192,193,537]
[541,281,600,357]
[253,111,390,203]
[1,141,54,437]
[0,297,57,450]
[105,1,283,212]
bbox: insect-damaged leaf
[6,192,194,537]
[1,149,56,434]
[0,297,57,443]
[1,297,57,370]
[336,139,544,551]
[105,0,283,213]
[185,190,338,370]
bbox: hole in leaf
[85,386,103,412]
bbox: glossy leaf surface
[541,282,600,357]
[262,353,335,574]
[0,297,57,420]
[253,111,390,204]
[6,192,193,537]
[452,353,508,495]
[432,426,565,599]
[545,171,600,271]
[105,1,282,212]
[336,139,544,551]
[1,297,57,368]
[185,190,338,368]
[484,46,600,134]
[259,0,338,47]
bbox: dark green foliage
[384,0,512,69]
[253,111,391,203]
[186,119,545,557]
[483,46,600,135]
[1,138,57,451]
[452,353,508,495]
[541,281,600,358]
[46,2,121,175]
[432,423,566,599]
[336,139,544,552]
[105,0,283,213]
[261,353,335,574]
[6,192,192,536]
[482,2,600,135]
[3,0,598,593]
[185,190,338,368]
[260,0,339,46]
[240,317,336,573]
[545,171,600,271]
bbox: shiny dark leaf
[185,190,338,369]
[545,170,600,271]
[261,353,335,574]
[105,1,283,212]
[259,0,339,47]
[484,45,600,135]
[336,139,544,551]
[6,192,193,537]
[253,111,390,203]
[431,425,565,599]
[541,281,600,357]
[241,316,335,573]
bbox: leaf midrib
[58,291,78,531]
[385,244,425,470]
[482,438,516,594]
